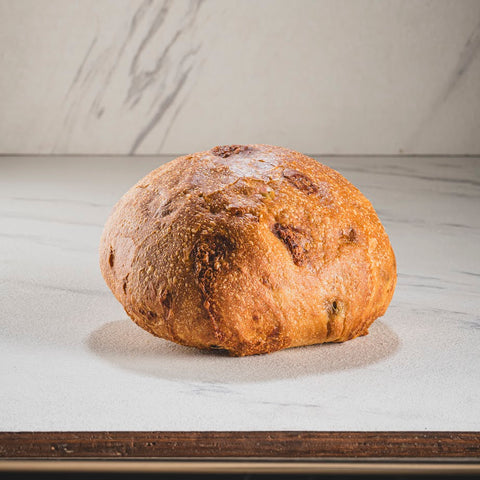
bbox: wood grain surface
[0,432,479,458]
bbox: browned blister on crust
[100,144,396,356]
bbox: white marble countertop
[1,155,479,431]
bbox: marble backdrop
[0,0,479,155]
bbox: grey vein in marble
[66,36,98,98]
[4,280,109,298]
[127,0,174,105]
[129,65,192,154]
[127,1,204,152]
[459,270,480,278]
[1,196,108,208]
[0,212,103,228]
[55,0,205,154]
[408,18,480,148]
[90,0,155,116]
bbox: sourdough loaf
[100,145,396,356]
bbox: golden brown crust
[99,145,396,356]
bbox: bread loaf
[100,145,396,356]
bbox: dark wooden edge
[0,432,479,459]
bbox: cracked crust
[100,144,396,356]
